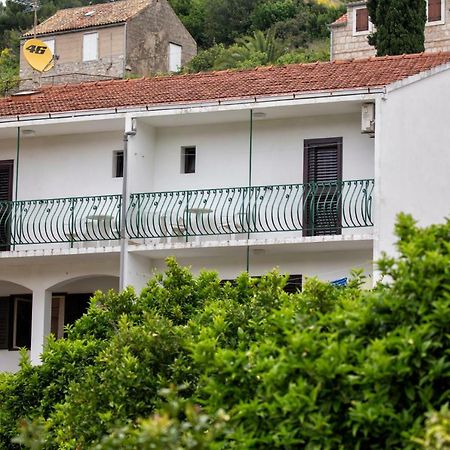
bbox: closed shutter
[303,138,342,236]
[428,0,441,22]
[356,8,369,32]
[83,33,98,61]
[169,43,182,72]
[0,297,10,349]
[0,160,13,251]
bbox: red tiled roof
[24,0,149,36]
[330,13,348,27]
[2,53,450,119]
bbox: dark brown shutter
[428,0,441,22]
[356,7,369,32]
[303,138,343,236]
[0,297,10,349]
[0,160,13,251]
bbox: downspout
[13,127,20,250]
[15,127,20,202]
[119,127,136,291]
[246,109,253,272]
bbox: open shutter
[428,0,442,22]
[0,297,10,349]
[356,8,369,32]
[0,160,13,251]
[303,138,342,236]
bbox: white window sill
[426,19,445,26]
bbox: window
[83,32,98,62]
[42,38,55,56]
[427,0,444,23]
[113,151,124,178]
[181,146,196,174]
[353,7,372,35]
[0,296,32,350]
[169,43,182,72]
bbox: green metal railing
[0,179,374,247]
[0,194,121,246]
[127,179,374,240]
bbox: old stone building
[330,0,449,60]
[20,0,197,86]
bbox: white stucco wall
[375,69,450,258]
[149,114,374,192]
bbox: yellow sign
[23,38,55,72]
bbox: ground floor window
[0,295,32,350]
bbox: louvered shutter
[304,139,342,236]
[356,8,369,32]
[428,0,441,22]
[0,161,13,251]
[0,297,10,349]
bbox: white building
[0,52,450,372]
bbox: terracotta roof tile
[330,13,348,27]
[2,52,450,119]
[24,0,149,36]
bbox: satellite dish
[23,38,55,72]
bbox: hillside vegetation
[0,0,345,91]
[0,214,449,448]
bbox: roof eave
[0,87,385,126]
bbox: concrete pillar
[123,252,153,293]
[30,288,52,365]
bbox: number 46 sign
[23,38,55,72]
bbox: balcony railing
[0,180,374,248]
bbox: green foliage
[367,0,427,56]
[412,404,450,450]
[0,48,19,96]
[1,216,449,448]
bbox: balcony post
[30,287,52,365]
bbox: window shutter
[83,33,98,62]
[169,43,182,72]
[0,297,10,349]
[0,161,13,251]
[356,8,369,32]
[428,0,442,22]
[304,139,342,236]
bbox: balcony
[0,179,374,250]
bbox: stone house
[20,0,197,85]
[330,0,449,60]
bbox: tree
[367,0,427,56]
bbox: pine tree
[367,0,427,56]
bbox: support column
[30,288,52,365]
[123,252,153,293]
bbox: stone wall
[126,0,197,75]
[20,25,126,88]
[331,1,450,60]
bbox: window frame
[181,146,196,174]
[82,32,99,62]
[352,6,373,36]
[426,0,445,25]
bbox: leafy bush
[1,215,449,449]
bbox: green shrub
[1,215,449,449]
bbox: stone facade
[20,0,197,87]
[331,0,450,60]
[126,0,197,76]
